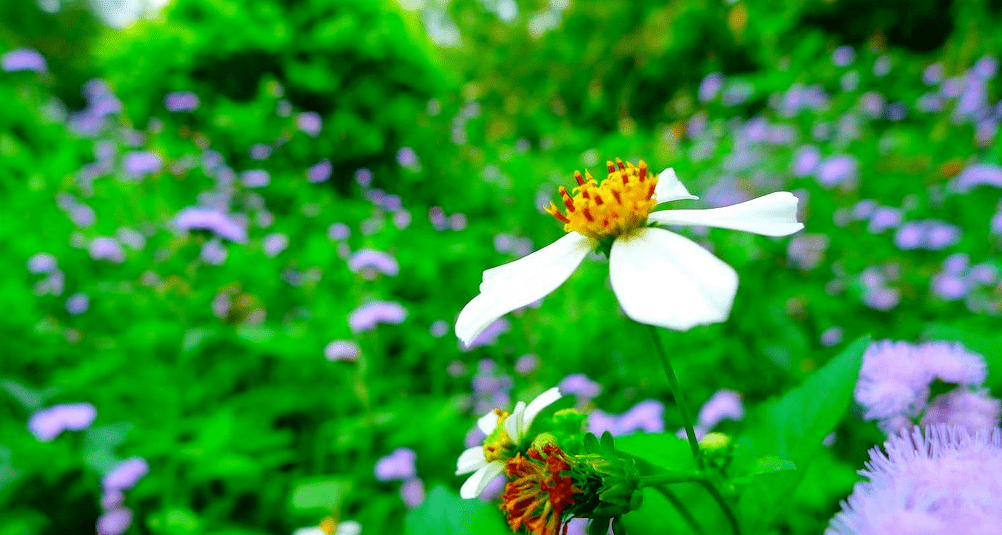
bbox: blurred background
[2,0,1001,533]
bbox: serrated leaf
[404,485,509,535]
[734,335,869,532]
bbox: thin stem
[651,485,706,535]
[647,325,702,468]
[698,480,741,535]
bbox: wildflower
[296,112,323,137]
[2,48,47,72]
[66,293,90,315]
[400,478,425,508]
[163,91,200,112]
[558,374,602,401]
[500,444,580,535]
[456,387,562,499]
[324,340,360,362]
[200,239,228,265]
[588,400,664,437]
[122,151,162,178]
[241,169,271,188]
[97,507,133,535]
[920,388,1001,433]
[307,159,332,183]
[27,253,57,274]
[374,448,417,481]
[103,457,149,491]
[293,518,362,535]
[348,249,399,278]
[89,237,125,263]
[696,389,744,429]
[263,233,289,257]
[348,301,407,333]
[826,426,1002,534]
[455,161,803,346]
[174,207,248,243]
[28,403,97,441]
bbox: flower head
[455,161,803,346]
[456,387,562,499]
[500,444,580,535]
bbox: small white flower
[455,161,804,346]
[292,519,361,535]
[455,387,562,499]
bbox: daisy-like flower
[456,387,562,499]
[455,159,804,346]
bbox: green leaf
[404,485,509,535]
[614,433,697,473]
[734,335,870,533]
[0,379,42,411]
[289,478,353,513]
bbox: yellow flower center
[483,409,516,462]
[545,158,658,241]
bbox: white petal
[504,401,527,441]
[520,387,562,439]
[455,233,592,347]
[647,191,804,237]
[459,461,504,499]
[456,446,488,475]
[653,168,699,203]
[609,228,738,331]
[477,411,500,435]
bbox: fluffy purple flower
[200,239,227,265]
[429,320,449,338]
[855,341,934,426]
[355,168,373,187]
[816,155,858,188]
[263,233,288,257]
[241,169,270,188]
[175,207,247,243]
[324,340,360,362]
[589,400,665,437]
[400,478,425,508]
[100,488,124,510]
[696,389,744,429]
[867,207,902,233]
[514,354,540,375]
[103,457,149,491]
[2,48,47,72]
[821,326,844,347]
[296,112,323,137]
[792,145,821,177]
[28,403,97,441]
[872,55,892,77]
[698,72,724,103]
[307,159,332,183]
[973,55,999,80]
[249,144,272,160]
[348,301,407,333]
[921,388,1001,433]
[27,253,57,274]
[327,223,350,241]
[558,374,602,400]
[396,147,419,168]
[116,228,146,251]
[922,63,944,85]
[348,249,399,278]
[951,163,1002,193]
[826,426,1002,535]
[862,287,900,311]
[163,91,199,112]
[787,233,829,270]
[66,293,89,315]
[97,507,133,535]
[931,272,968,300]
[122,151,162,178]
[69,204,96,227]
[449,213,468,231]
[89,237,125,263]
[374,448,417,481]
[464,318,510,350]
[918,342,987,386]
[832,46,856,67]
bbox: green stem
[698,479,742,535]
[651,485,706,535]
[646,325,702,468]
[640,473,706,486]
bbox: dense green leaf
[404,485,509,535]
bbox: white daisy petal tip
[459,461,503,499]
[456,446,488,475]
[654,167,699,203]
[476,410,500,435]
[523,387,563,431]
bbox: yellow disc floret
[544,158,658,240]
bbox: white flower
[455,387,562,499]
[292,519,361,535]
[455,161,804,346]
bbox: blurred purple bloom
[840,71,859,92]
[919,342,987,386]
[66,293,89,315]
[396,147,419,168]
[116,228,146,251]
[163,91,199,112]
[859,92,885,118]
[296,112,323,137]
[558,374,602,400]
[241,169,270,188]
[262,233,288,257]
[69,204,96,227]
[200,239,228,265]
[926,221,962,249]
[430,320,449,338]
[866,207,902,233]
[916,92,944,113]
[821,326,844,347]
[393,210,412,229]
[307,159,332,183]
[100,488,124,510]
[816,155,858,188]
[89,237,125,263]
[921,388,1001,433]
[327,223,350,241]
[922,63,944,85]
[698,72,724,102]
[973,55,999,80]
[348,301,407,333]
[852,199,877,220]
[931,272,968,300]
[696,390,744,429]
[97,507,133,535]
[103,457,149,491]
[348,249,399,278]
[792,145,821,177]
[856,341,933,427]
[324,340,360,362]
[787,233,829,270]
[872,55,892,76]
[514,354,539,375]
[478,472,506,502]
[374,448,417,481]
[862,287,900,311]
[175,207,248,243]
[249,144,272,160]
[969,263,998,285]
[28,403,97,441]
[831,46,855,67]
[400,478,425,508]
[589,400,665,437]
[943,253,970,274]
[2,48,47,72]
[464,318,510,350]
[885,102,906,121]
[122,151,162,178]
[27,253,57,274]
[355,168,373,187]
[893,222,924,250]
[449,213,468,231]
[951,163,1002,193]
[826,426,1002,535]
[428,206,448,231]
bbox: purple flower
[589,400,665,437]
[355,168,373,187]
[893,222,924,250]
[69,204,96,227]
[943,253,970,274]
[429,320,449,338]
[973,55,999,80]
[249,144,272,160]
[931,272,968,300]
[116,228,146,251]
[241,169,270,188]
[921,388,1001,433]
[175,207,248,243]
[855,341,934,427]
[922,63,944,85]
[348,301,407,333]
[307,159,332,183]
[122,151,162,178]
[393,210,412,230]
[296,112,323,137]
[1,48,47,72]
[514,354,539,375]
[867,207,902,233]
[696,389,744,429]
[100,488,124,510]
[787,233,829,270]
[262,233,288,257]
[89,237,125,263]
[97,507,133,535]
[558,374,602,400]
[969,263,998,285]
[400,478,425,508]
[698,72,724,102]
[348,249,399,278]
[918,342,987,386]
[163,91,200,112]
[327,223,350,241]
[374,447,417,481]
[27,253,57,274]
[28,403,97,441]
[951,163,1002,193]
[859,92,885,118]
[449,213,468,231]
[821,326,844,347]
[831,46,856,67]
[396,147,419,168]
[815,155,858,188]
[66,293,89,315]
[826,426,1002,535]
[464,318,510,350]
[200,239,228,265]
[103,457,149,491]
[324,340,360,362]
[872,55,892,77]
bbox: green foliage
[404,486,509,535]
